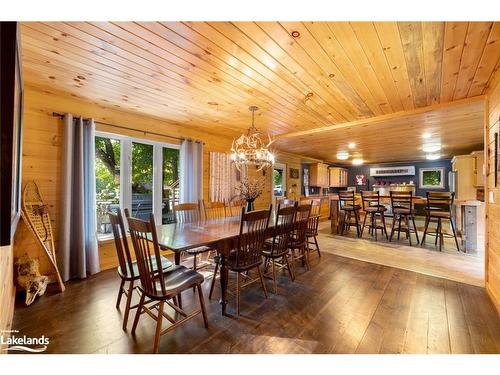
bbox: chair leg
[381,212,389,240]
[412,216,420,244]
[389,214,397,242]
[131,292,145,336]
[373,213,378,241]
[271,259,277,294]
[360,211,368,237]
[450,218,460,252]
[257,266,268,299]
[197,284,209,328]
[405,215,412,246]
[421,216,430,246]
[193,254,197,271]
[153,301,164,354]
[354,210,361,237]
[435,219,440,246]
[397,215,402,240]
[116,279,125,308]
[314,235,321,257]
[236,272,241,316]
[284,254,295,281]
[122,280,134,331]
[209,260,219,300]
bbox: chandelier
[230,106,275,172]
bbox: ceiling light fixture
[230,106,275,172]
[352,158,364,166]
[348,142,356,149]
[426,153,441,161]
[422,133,432,139]
[336,151,349,160]
[422,143,442,153]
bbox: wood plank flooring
[11,250,500,354]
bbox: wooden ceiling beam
[276,95,485,140]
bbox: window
[419,167,445,189]
[94,133,180,239]
[272,163,287,197]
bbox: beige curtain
[209,152,239,202]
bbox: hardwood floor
[12,250,500,354]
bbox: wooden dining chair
[201,200,227,220]
[125,209,208,353]
[109,209,172,331]
[305,200,321,258]
[173,202,211,271]
[262,204,296,294]
[209,205,272,316]
[288,204,312,273]
[226,198,245,217]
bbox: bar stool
[389,191,419,245]
[338,191,361,237]
[360,191,388,240]
[421,192,460,252]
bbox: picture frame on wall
[289,167,299,179]
[419,167,445,189]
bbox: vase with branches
[235,177,265,212]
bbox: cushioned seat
[118,254,172,280]
[393,207,411,214]
[342,204,361,211]
[146,265,205,299]
[428,210,452,219]
[364,205,387,213]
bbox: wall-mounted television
[0,22,23,246]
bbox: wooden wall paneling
[469,23,500,97]
[0,245,15,353]
[302,22,385,116]
[161,22,331,130]
[255,21,366,120]
[422,22,445,105]
[327,22,393,114]
[349,22,405,112]
[222,21,347,123]
[279,21,374,118]
[453,22,493,100]
[398,22,428,108]
[485,76,500,313]
[373,22,415,111]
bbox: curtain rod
[52,112,204,144]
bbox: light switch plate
[489,191,495,203]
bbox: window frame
[95,131,180,240]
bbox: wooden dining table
[155,212,320,316]
[156,215,275,316]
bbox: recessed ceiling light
[336,151,349,160]
[352,158,364,166]
[422,133,432,139]
[348,142,356,149]
[422,143,441,153]
[426,153,441,161]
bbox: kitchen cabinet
[452,152,484,201]
[309,163,329,187]
[329,167,348,187]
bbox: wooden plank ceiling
[20,22,499,162]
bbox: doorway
[272,163,286,200]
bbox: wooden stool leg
[389,214,397,242]
[373,213,378,241]
[236,272,241,316]
[450,218,460,252]
[284,254,295,281]
[435,219,440,247]
[360,212,368,237]
[412,216,420,244]
[354,209,361,237]
[381,212,389,240]
[421,215,430,246]
[405,215,412,245]
[271,259,277,294]
[397,215,402,240]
